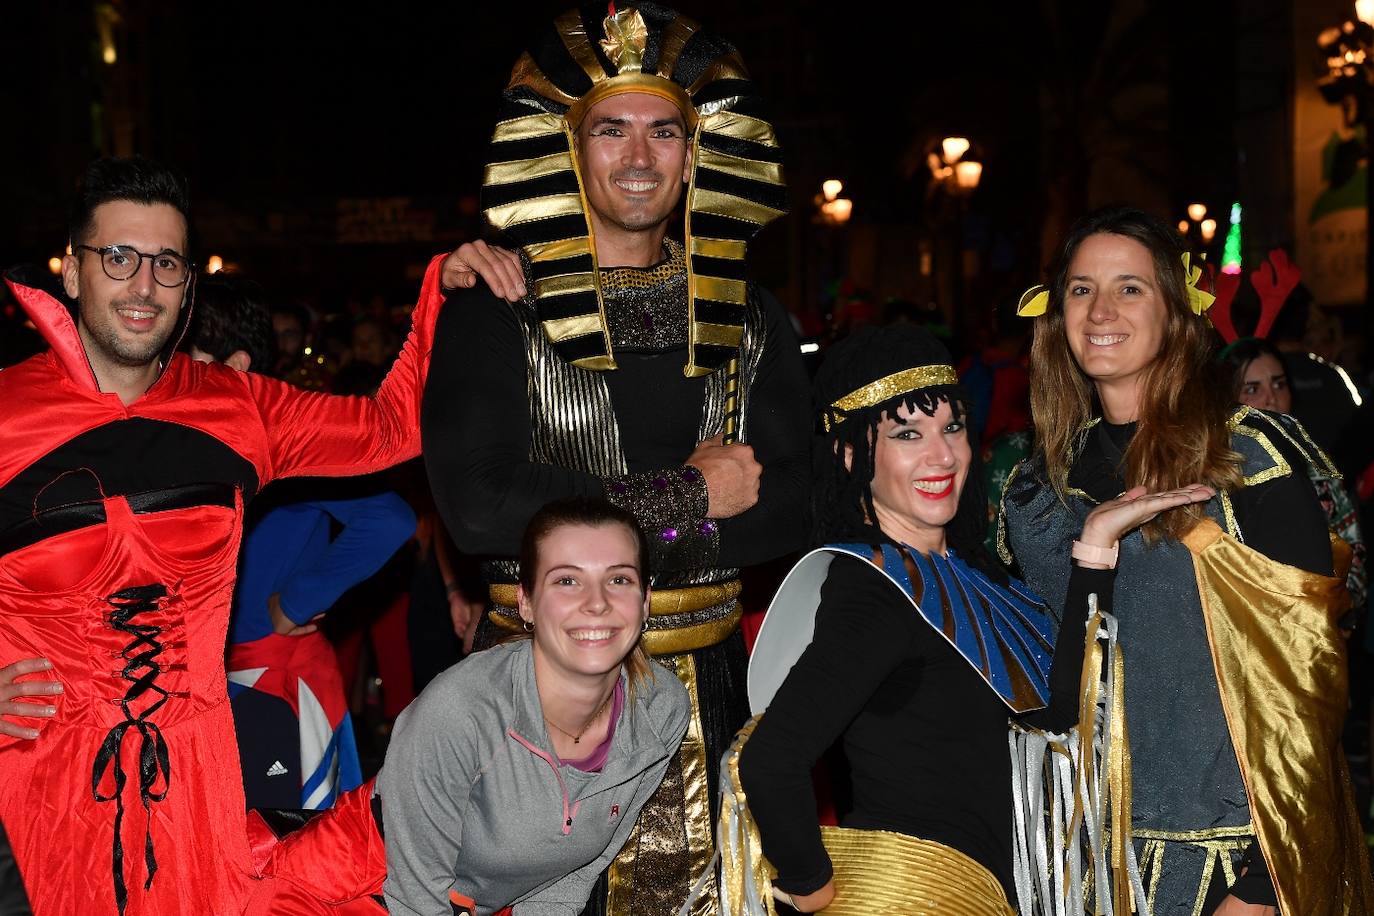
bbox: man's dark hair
[190,273,275,372]
[68,156,192,248]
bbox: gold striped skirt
[817,827,1014,915]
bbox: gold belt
[487,580,741,617]
[487,580,742,656]
[817,827,1014,915]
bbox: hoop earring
[522,619,534,633]
[641,616,649,634]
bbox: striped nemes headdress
[482,2,787,376]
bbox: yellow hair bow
[1017,252,1215,319]
[1180,252,1215,315]
[1016,284,1049,317]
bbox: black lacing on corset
[91,583,176,916]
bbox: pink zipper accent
[508,728,581,835]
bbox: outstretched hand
[1077,484,1216,564]
[440,241,526,302]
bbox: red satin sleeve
[251,254,446,483]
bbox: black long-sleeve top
[420,283,812,569]
[737,550,1112,899]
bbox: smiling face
[867,399,971,555]
[519,522,650,684]
[1061,232,1170,419]
[575,92,692,247]
[1238,352,1291,413]
[61,200,189,374]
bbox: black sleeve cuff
[774,859,834,899]
[1228,841,1277,905]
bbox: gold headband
[564,73,699,131]
[824,364,959,431]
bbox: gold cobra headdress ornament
[1015,253,1216,318]
[481,2,788,377]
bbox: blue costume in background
[228,493,415,809]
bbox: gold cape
[1182,519,1373,915]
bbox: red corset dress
[0,259,439,915]
[0,497,258,914]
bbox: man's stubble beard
[79,293,176,369]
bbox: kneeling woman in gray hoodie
[250,497,690,916]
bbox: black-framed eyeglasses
[74,244,193,288]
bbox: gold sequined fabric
[818,828,1014,915]
[823,365,960,430]
[601,239,687,293]
[1183,519,1374,915]
[608,655,718,916]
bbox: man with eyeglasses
[0,156,446,916]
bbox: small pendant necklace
[545,689,615,745]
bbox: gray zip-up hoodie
[378,640,690,916]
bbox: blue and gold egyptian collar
[749,542,1054,715]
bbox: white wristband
[1072,539,1118,568]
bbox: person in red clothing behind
[0,156,445,916]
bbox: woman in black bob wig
[734,323,1211,914]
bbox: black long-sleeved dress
[737,545,1110,900]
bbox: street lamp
[1187,202,1208,222]
[954,161,983,191]
[206,254,225,274]
[1316,4,1374,328]
[1200,218,1218,244]
[927,137,984,339]
[941,137,971,165]
[929,137,982,194]
[815,179,853,226]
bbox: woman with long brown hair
[1001,207,1370,915]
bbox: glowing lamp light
[1177,220,1190,234]
[821,198,853,224]
[1187,202,1207,222]
[1200,218,1217,243]
[941,137,970,164]
[822,179,843,202]
[206,255,224,274]
[954,160,983,190]
[1358,0,1374,26]
[47,257,62,275]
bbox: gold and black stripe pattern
[481,2,786,377]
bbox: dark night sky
[0,3,1226,314]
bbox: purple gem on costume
[680,467,700,482]
[642,311,654,330]
[659,527,679,542]
[610,481,629,495]
[652,475,668,490]
[698,519,718,536]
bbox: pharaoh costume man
[421,4,811,914]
